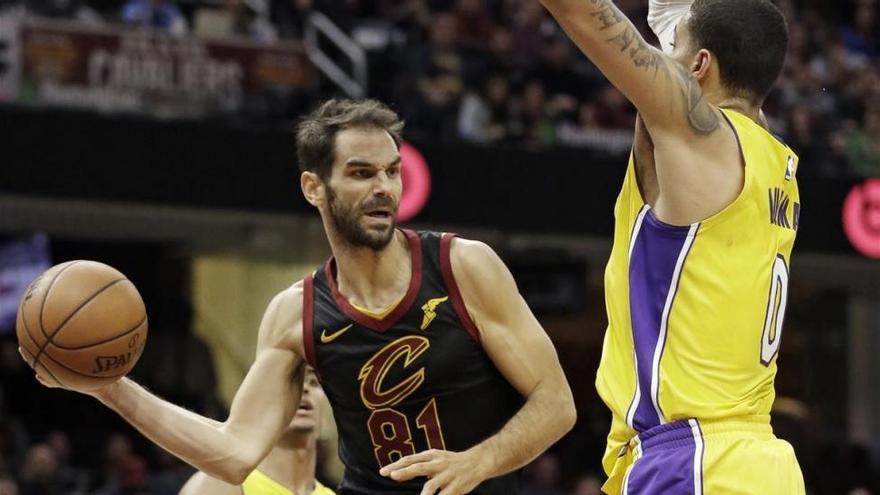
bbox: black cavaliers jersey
[302,230,523,494]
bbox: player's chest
[314,308,482,410]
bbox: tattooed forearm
[609,26,666,74]
[587,0,665,75]
[673,64,720,135]
[591,3,623,30]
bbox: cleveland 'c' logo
[359,336,430,410]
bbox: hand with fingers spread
[380,449,488,495]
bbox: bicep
[542,0,720,137]
[452,241,566,398]
[479,295,566,399]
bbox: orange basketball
[15,261,148,391]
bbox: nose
[372,171,396,197]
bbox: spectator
[557,102,633,154]
[93,453,150,495]
[45,431,89,494]
[517,79,558,146]
[271,0,313,39]
[120,0,188,34]
[522,452,565,495]
[227,0,277,41]
[571,473,603,495]
[19,444,64,495]
[508,0,551,70]
[845,101,880,177]
[451,0,495,51]
[0,477,18,495]
[458,74,512,143]
[398,11,469,140]
[91,433,134,491]
[840,0,880,59]
[147,446,193,495]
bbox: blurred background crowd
[1,0,879,177]
[0,0,878,494]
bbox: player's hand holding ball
[15,261,149,393]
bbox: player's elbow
[550,383,577,435]
[210,449,261,485]
[559,397,577,433]
[224,468,251,486]
[218,463,254,486]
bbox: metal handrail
[304,11,367,99]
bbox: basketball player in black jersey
[23,99,576,494]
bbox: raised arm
[540,0,720,137]
[86,283,306,484]
[381,238,576,495]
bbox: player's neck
[258,432,317,494]
[716,96,762,126]
[331,229,412,310]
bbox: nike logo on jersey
[420,296,448,330]
[321,323,353,343]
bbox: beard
[327,186,398,251]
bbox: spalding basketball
[16,261,148,391]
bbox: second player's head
[672,0,788,105]
[288,367,326,435]
[297,99,405,251]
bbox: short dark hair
[296,99,404,179]
[688,0,789,103]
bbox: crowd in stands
[0,0,878,177]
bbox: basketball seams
[37,261,82,340]
[46,278,129,338]
[50,314,147,350]
[33,278,128,368]
[19,288,44,369]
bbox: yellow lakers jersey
[242,469,335,495]
[596,109,800,475]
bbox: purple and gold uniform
[598,110,806,494]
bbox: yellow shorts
[603,416,805,494]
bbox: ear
[301,171,324,207]
[691,48,713,81]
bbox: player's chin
[360,220,396,241]
[289,417,317,433]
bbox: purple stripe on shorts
[625,419,701,495]
[627,210,696,432]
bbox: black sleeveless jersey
[302,230,523,494]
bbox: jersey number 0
[760,255,789,366]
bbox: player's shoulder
[258,278,311,351]
[447,236,511,297]
[448,236,504,273]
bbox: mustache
[360,196,398,212]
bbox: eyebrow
[346,156,402,168]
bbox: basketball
[15,260,149,392]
